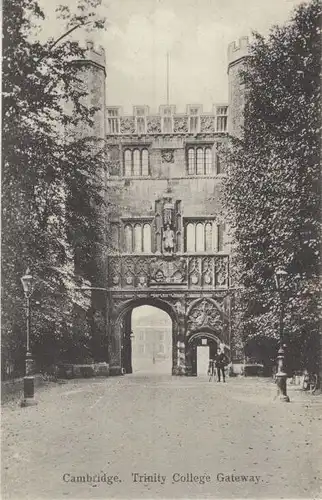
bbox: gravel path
[2,374,322,499]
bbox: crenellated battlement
[227,36,249,67]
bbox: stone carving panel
[120,117,135,134]
[122,257,135,286]
[215,257,228,287]
[147,116,161,134]
[108,255,229,289]
[173,116,188,133]
[188,257,201,286]
[135,258,149,288]
[149,257,187,285]
[187,299,222,333]
[109,257,121,286]
[200,116,215,133]
[202,256,214,286]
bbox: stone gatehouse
[76,37,249,375]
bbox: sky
[39,0,305,114]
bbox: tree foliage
[222,0,321,371]
[2,0,108,377]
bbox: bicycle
[208,361,216,382]
[302,371,318,394]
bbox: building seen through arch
[131,306,172,374]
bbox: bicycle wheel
[310,374,318,394]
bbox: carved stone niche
[154,193,183,255]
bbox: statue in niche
[163,224,175,255]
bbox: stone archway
[184,297,229,376]
[187,331,221,376]
[108,296,182,376]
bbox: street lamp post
[21,268,36,406]
[274,267,290,402]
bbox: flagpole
[167,52,169,105]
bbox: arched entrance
[131,306,172,374]
[108,296,182,376]
[187,331,221,376]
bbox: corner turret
[73,40,107,139]
[227,37,249,138]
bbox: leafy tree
[2,0,109,377]
[222,0,321,374]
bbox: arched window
[124,225,132,252]
[141,149,149,176]
[215,152,221,174]
[188,148,195,175]
[196,148,204,175]
[217,224,225,252]
[205,222,213,251]
[134,224,142,252]
[133,150,140,176]
[205,148,212,175]
[186,223,195,252]
[124,150,132,176]
[143,224,151,253]
[196,223,205,252]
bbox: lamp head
[21,268,35,297]
[274,267,288,291]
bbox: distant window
[163,116,172,133]
[124,150,132,176]
[186,146,213,175]
[133,150,140,176]
[185,220,225,253]
[215,143,222,174]
[188,149,195,175]
[123,221,152,253]
[205,223,212,251]
[124,225,132,253]
[217,224,225,252]
[107,108,120,134]
[196,223,205,252]
[134,224,142,252]
[135,107,147,134]
[136,107,145,116]
[189,107,200,133]
[205,148,212,174]
[186,223,195,252]
[216,106,228,132]
[137,117,146,134]
[141,149,149,176]
[123,149,150,176]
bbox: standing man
[215,349,228,382]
